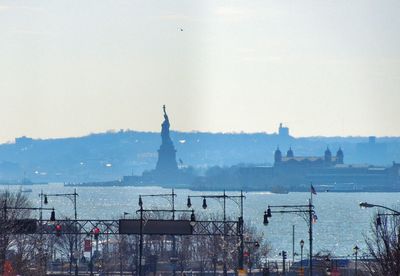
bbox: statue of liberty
[155,105,178,175]
[161,104,171,143]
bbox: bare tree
[364,213,400,275]
[0,190,43,275]
[52,218,85,275]
[242,223,269,272]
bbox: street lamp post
[44,189,78,221]
[360,202,400,232]
[137,190,195,276]
[138,196,144,276]
[136,205,196,276]
[358,202,400,276]
[136,208,195,275]
[120,212,129,275]
[44,189,79,276]
[138,189,176,276]
[359,202,400,215]
[300,239,304,274]
[187,190,245,274]
[39,190,45,274]
[263,201,316,276]
[353,245,359,276]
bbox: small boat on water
[19,187,33,193]
[270,185,289,194]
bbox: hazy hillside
[0,130,399,183]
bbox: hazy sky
[1,0,399,142]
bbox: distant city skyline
[1,0,399,143]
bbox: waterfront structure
[278,123,290,138]
[120,109,398,191]
[274,146,344,167]
[239,147,400,192]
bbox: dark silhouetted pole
[187,190,245,273]
[239,190,245,271]
[300,239,304,275]
[354,245,359,276]
[264,202,315,276]
[309,199,313,276]
[292,225,295,263]
[138,196,144,276]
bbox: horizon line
[2,129,399,144]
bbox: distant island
[67,106,399,192]
[1,106,399,192]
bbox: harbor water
[2,184,398,260]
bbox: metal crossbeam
[2,219,240,236]
[192,221,239,236]
[39,220,120,235]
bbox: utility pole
[240,190,244,271]
[263,202,316,276]
[138,196,144,276]
[187,190,245,274]
[43,189,79,276]
[309,199,313,276]
[292,225,295,263]
[172,188,177,276]
[139,189,177,276]
[74,189,78,276]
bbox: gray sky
[1,0,399,142]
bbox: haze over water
[3,184,399,259]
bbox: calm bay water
[2,184,399,260]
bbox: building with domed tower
[121,109,398,191]
[239,146,400,192]
[274,146,344,167]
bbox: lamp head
[300,239,305,247]
[266,206,272,218]
[202,198,207,209]
[50,208,56,221]
[263,211,269,225]
[138,196,143,207]
[359,202,374,208]
[44,195,48,205]
[187,197,192,208]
